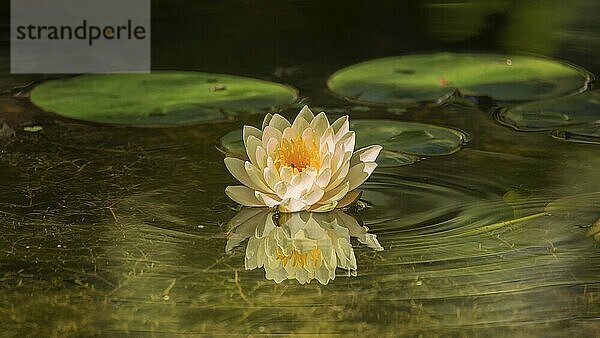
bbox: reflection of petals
[226,208,384,285]
[225,106,381,212]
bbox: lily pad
[218,119,467,167]
[351,119,469,157]
[29,72,298,126]
[219,128,246,159]
[495,90,600,131]
[327,53,592,106]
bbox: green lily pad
[327,53,592,106]
[218,119,467,167]
[218,128,246,159]
[351,119,469,157]
[29,72,298,126]
[495,90,600,131]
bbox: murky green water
[1,1,600,336]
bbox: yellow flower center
[274,136,320,172]
[276,247,322,268]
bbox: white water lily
[224,105,382,212]
[225,209,383,285]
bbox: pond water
[1,1,600,336]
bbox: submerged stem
[464,212,550,236]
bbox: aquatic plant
[224,106,382,212]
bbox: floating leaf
[30,72,298,126]
[495,90,600,131]
[351,119,469,157]
[219,119,467,167]
[327,53,592,106]
[218,129,245,158]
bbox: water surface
[1,1,600,336]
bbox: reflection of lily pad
[327,53,592,106]
[551,123,600,144]
[218,119,467,167]
[375,150,419,167]
[30,72,298,126]
[496,90,600,131]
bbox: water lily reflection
[226,209,383,285]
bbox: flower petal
[301,187,325,205]
[319,126,335,154]
[297,105,315,123]
[262,126,282,149]
[350,145,383,166]
[263,165,280,190]
[245,161,274,192]
[274,181,301,200]
[278,198,307,212]
[266,137,279,157]
[331,116,349,140]
[224,157,268,193]
[291,116,310,134]
[338,130,355,153]
[225,186,265,207]
[319,153,331,174]
[291,171,314,193]
[347,162,378,191]
[321,181,350,203]
[262,113,273,130]
[279,166,293,183]
[269,114,291,132]
[316,168,332,188]
[282,125,298,141]
[336,190,362,208]
[301,128,318,148]
[309,201,338,212]
[310,112,330,137]
[243,125,262,144]
[327,160,350,192]
[255,146,268,170]
[255,191,281,208]
[245,135,262,166]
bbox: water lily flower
[226,209,383,285]
[224,106,382,212]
